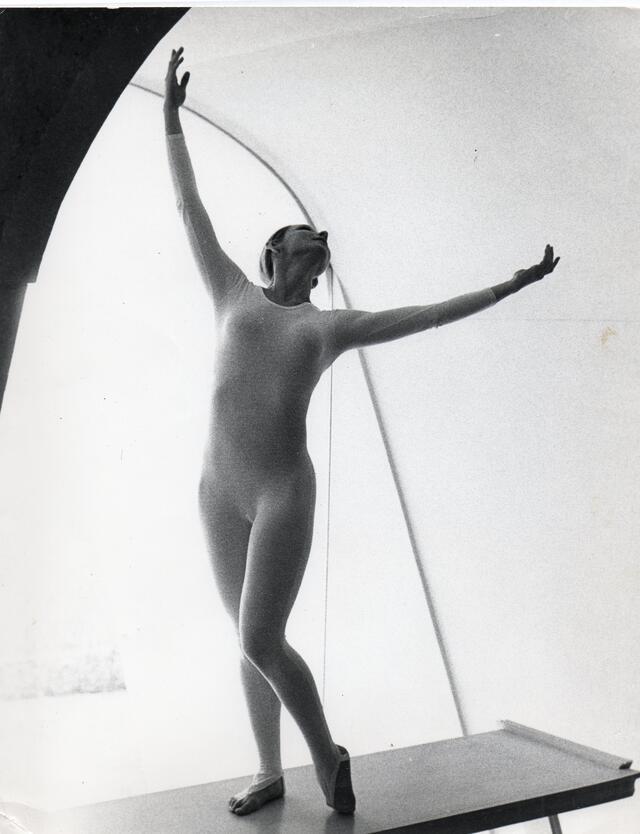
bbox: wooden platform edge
[500,720,634,771]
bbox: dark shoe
[326,745,356,815]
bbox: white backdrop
[0,8,638,834]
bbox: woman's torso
[202,281,333,489]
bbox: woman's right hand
[165,47,190,110]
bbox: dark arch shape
[0,7,186,409]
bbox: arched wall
[0,9,185,411]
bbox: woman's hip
[199,448,315,522]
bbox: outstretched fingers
[167,46,185,76]
[542,243,560,275]
[166,48,189,102]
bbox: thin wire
[321,264,335,705]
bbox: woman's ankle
[250,770,283,790]
[315,745,344,793]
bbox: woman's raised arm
[328,245,561,354]
[164,48,247,305]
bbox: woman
[164,48,559,817]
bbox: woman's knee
[239,623,283,672]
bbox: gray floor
[41,727,638,834]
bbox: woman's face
[281,226,331,276]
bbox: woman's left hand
[537,244,560,277]
[514,244,561,289]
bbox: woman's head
[259,224,330,287]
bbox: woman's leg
[199,481,284,814]
[238,469,343,798]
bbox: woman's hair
[259,224,314,285]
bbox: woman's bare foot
[228,775,285,816]
[321,745,356,814]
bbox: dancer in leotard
[164,48,560,817]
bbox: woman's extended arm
[329,245,560,354]
[164,48,246,304]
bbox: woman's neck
[267,263,313,306]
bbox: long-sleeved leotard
[167,130,497,505]
[167,129,498,803]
